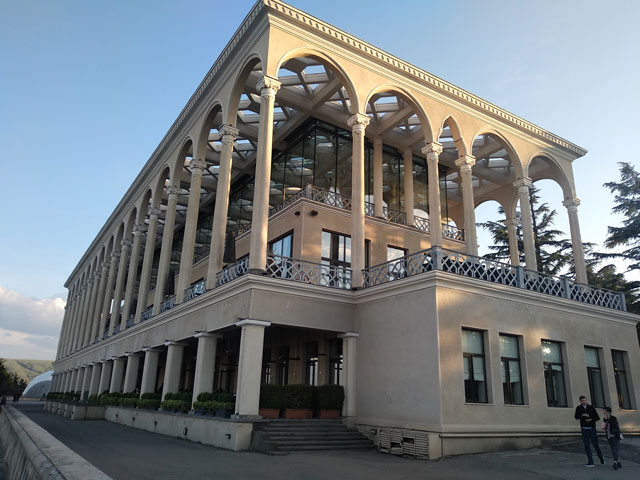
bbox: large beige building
[51,0,639,458]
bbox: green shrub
[160,399,190,413]
[259,384,283,409]
[140,392,161,400]
[282,384,313,409]
[196,392,214,402]
[87,395,99,405]
[136,398,161,410]
[316,385,344,410]
[120,397,138,408]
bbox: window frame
[541,339,568,408]
[462,328,488,404]
[611,350,632,410]
[584,346,606,408]
[500,333,524,405]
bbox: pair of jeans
[581,427,603,464]
[607,436,620,463]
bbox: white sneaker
[585,464,595,468]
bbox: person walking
[574,395,604,467]
[602,407,622,470]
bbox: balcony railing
[126,316,134,329]
[265,255,352,290]
[141,307,153,322]
[362,247,626,311]
[112,324,120,335]
[160,296,176,313]
[216,257,249,287]
[185,279,206,301]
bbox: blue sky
[0,0,638,359]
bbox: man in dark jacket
[574,395,604,467]
[602,406,622,469]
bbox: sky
[0,0,638,360]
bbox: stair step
[283,444,376,451]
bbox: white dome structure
[22,370,52,399]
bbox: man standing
[574,395,604,467]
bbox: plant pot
[215,408,234,418]
[259,408,280,419]
[319,409,341,419]
[284,408,312,419]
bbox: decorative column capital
[164,340,188,348]
[132,225,144,237]
[190,158,207,176]
[220,124,240,145]
[504,217,520,229]
[338,331,359,339]
[194,331,223,340]
[125,352,143,358]
[121,239,133,251]
[110,251,121,261]
[166,185,181,200]
[86,280,94,288]
[142,346,162,353]
[513,177,532,191]
[347,113,370,132]
[102,261,111,270]
[455,154,476,170]
[148,207,162,218]
[421,142,443,161]
[562,197,581,210]
[257,75,281,96]
[235,319,271,328]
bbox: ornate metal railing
[413,215,430,233]
[112,324,120,335]
[442,223,465,241]
[102,330,108,340]
[216,257,249,287]
[265,255,352,290]
[126,316,134,329]
[193,250,210,266]
[383,206,406,225]
[160,296,176,313]
[185,279,206,301]
[362,247,626,311]
[141,307,153,322]
[93,335,99,344]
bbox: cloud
[0,286,65,337]
[0,327,58,361]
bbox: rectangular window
[268,231,293,258]
[500,334,524,405]
[585,347,606,408]
[542,340,567,407]
[321,231,370,287]
[612,350,632,409]
[262,348,272,385]
[268,231,294,279]
[387,245,407,280]
[305,342,319,386]
[328,338,343,385]
[462,329,487,403]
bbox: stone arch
[440,115,467,156]
[171,138,194,186]
[527,152,574,200]
[195,102,224,160]
[225,54,264,125]
[470,127,524,179]
[153,166,173,207]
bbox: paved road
[15,403,640,480]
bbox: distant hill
[2,359,53,383]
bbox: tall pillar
[136,208,160,322]
[249,75,281,273]
[91,261,110,342]
[177,158,207,303]
[56,305,71,360]
[81,364,92,401]
[60,300,75,356]
[99,251,120,339]
[123,353,142,393]
[73,286,90,350]
[122,225,144,325]
[153,186,180,315]
[421,142,443,246]
[339,332,359,418]
[88,362,102,397]
[455,155,478,255]
[349,113,370,289]
[403,148,414,226]
[110,356,126,393]
[83,271,101,345]
[161,341,187,400]
[505,217,520,266]
[75,283,92,349]
[234,320,269,417]
[140,348,161,395]
[111,239,132,332]
[373,136,384,218]
[64,293,80,354]
[563,198,588,284]
[98,359,112,396]
[69,369,78,393]
[192,332,221,405]
[513,178,538,271]
[74,367,84,393]
[207,125,239,288]
[61,370,70,392]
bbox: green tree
[601,162,640,271]
[478,187,578,276]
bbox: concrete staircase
[251,419,376,454]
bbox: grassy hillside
[2,359,53,383]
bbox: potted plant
[214,393,235,418]
[259,384,282,419]
[316,385,344,419]
[282,384,313,419]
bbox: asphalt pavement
[13,403,640,480]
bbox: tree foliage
[0,359,27,396]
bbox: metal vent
[378,428,429,459]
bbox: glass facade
[585,347,606,408]
[500,335,524,405]
[612,350,632,409]
[542,340,567,407]
[462,329,487,403]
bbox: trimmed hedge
[282,384,314,409]
[316,385,344,410]
[136,398,161,410]
[160,399,190,413]
[259,384,282,409]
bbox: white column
[83,272,101,345]
[77,280,94,348]
[91,262,110,342]
[60,300,75,356]
[161,341,187,400]
[513,178,538,271]
[68,290,85,353]
[99,251,120,338]
[56,306,71,360]
[421,142,443,246]
[348,113,370,289]
[207,125,239,288]
[81,364,92,401]
[136,208,160,322]
[192,332,221,405]
[110,357,126,393]
[123,353,142,393]
[234,319,270,417]
[455,155,478,255]
[122,226,144,324]
[373,136,384,218]
[339,332,359,418]
[88,362,102,397]
[153,186,180,314]
[112,239,132,332]
[98,359,112,396]
[140,347,161,395]
[403,149,415,227]
[505,217,520,266]
[177,158,207,303]
[74,367,84,393]
[563,198,588,284]
[61,370,69,392]
[69,369,78,393]
[249,75,281,273]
